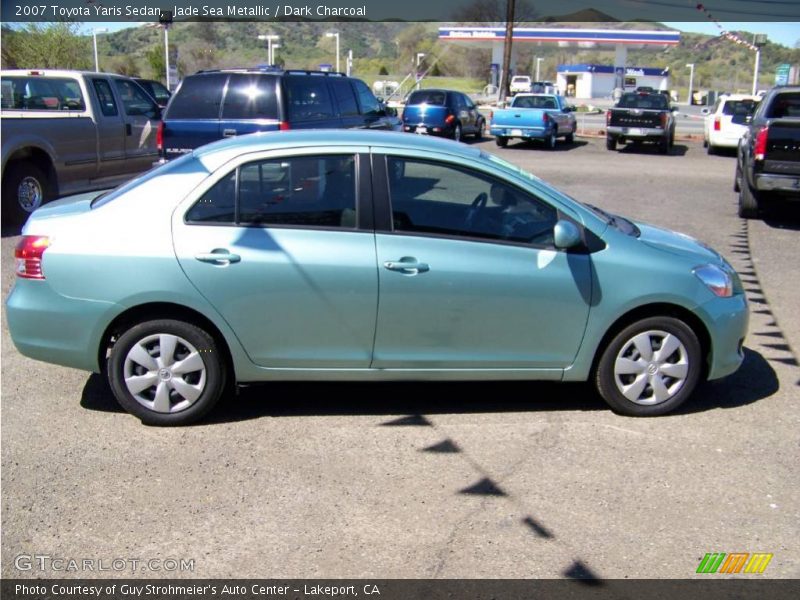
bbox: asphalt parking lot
[2,136,798,580]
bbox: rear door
[172,149,377,368]
[161,73,228,160]
[283,75,341,130]
[330,79,363,129]
[89,77,127,178]
[111,78,160,173]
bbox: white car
[510,75,532,94]
[702,94,760,154]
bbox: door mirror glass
[553,220,582,249]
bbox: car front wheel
[108,319,227,425]
[595,316,702,416]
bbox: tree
[111,55,140,77]
[146,45,166,80]
[1,23,91,70]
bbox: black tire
[2,161,53,228]
[496,136,508,148]
[474,119,484,140]
[659,136,669,154]
[452,124,462,142]
[545,129,557,150]
[595,316,702,417]
[703,138,708,148]
[707,143,715,155]
[606,136,617,151]
[738,180,760,219]
[565,131,575,144]
[108,319,227,426]
[733,161,742,193]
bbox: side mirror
[700,107,710,115]
[745,114,753,123]
[554,220,582,250]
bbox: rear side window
[0,76,85,111]
[92,79,118,117]
[284,76,335,121]
[221,74,279,120]
[407,90,446,106]
[166,74,228,119]
[330,79,359,117]
[186,155,357,229]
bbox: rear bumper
[607,126,666,140]
[402,123,453,136]
[754,172,800,194]
[6,280,116,373]
[490,124,552,139]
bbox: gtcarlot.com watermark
[14,553,195,573]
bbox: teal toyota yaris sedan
[7,130,748,425]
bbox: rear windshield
[222,74,279,120]
[766,92,800,118]
[513,95,558,109]
[722,99,758,123]
[617,93,669,110]
[1,76,85,111]
[512,77,530,82]
[165,73,228,119]
[407,90,446,106]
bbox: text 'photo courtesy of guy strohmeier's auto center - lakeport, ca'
[1,0,799,598]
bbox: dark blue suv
[158,68,401,160]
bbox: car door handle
[383,259,430,274]
[222,129,237,138]
[195,249,241,265]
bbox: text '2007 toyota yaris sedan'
[7,130,748,425]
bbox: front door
[172,151,377,368]
[112,78,160,174]
[372,155,593,370]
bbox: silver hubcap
[455,126,461,141]
[613,330,689,406]
[18,176,43,212]
[123,334,206,413]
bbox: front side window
[387,158,557,245]
[113,79,158,118]
[330,79,359,117]
[186,155,357,229]
[353,79,381,115]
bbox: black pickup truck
[606,91,677,154]
[735,86,800,218]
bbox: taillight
[754,126,768,161]
[713,117,721,131]
[660,112,667,128]
[606,110,611,125]
[445,114,456,125]
[279,121,290,131]
[542,112,550,124]
[15,236,50,280]
[156,121,164,151]
[489,110,493,123]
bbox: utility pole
[499,0,515,104]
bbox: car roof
[0,69,133,80]
[719,94,759,101]
[192,129,481,171]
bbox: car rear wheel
[606,136,616,151]
[2,162,53,228]
[474,119,484,140]
[565,130,575,144]
[734,161,742,193]
[595,317,702,416]
[108,319,227,425]
[738,181,760,219]
[545,129,557,150]
[452,124,462,142]
[496,136,508,148]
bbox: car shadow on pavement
[762,205,800,231]
[79,347,778,423]
[499,140,589,152]
[616,144,688,156]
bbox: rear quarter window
[221,74,279,120]
[766,92,800,118]
[284,76,335,121]
[165,74,228,119]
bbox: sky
[82,21,799,49]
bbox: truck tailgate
[609,110,663,128]
[764,119,800,174]
[492,109,546,127]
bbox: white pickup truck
[1,70,162,227]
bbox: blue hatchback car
[402,89,485,141]
[7,130,747,425]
